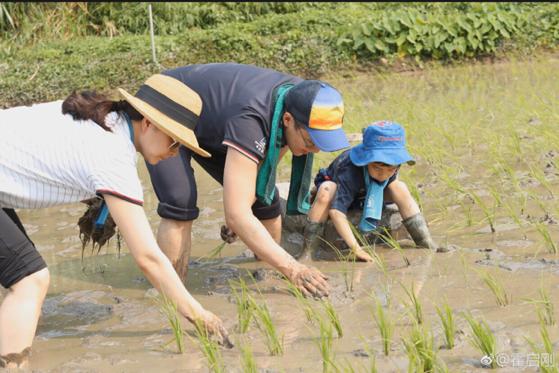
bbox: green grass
[463,312,498,369]
[317,318,338,373]
[322,299,343,338]
[401,282,424,325]
[525,318,558,373]
[478,270,511,307]
[523,285,556,326]
[403,323,448,373]
[193,319,224,373]
[372,297,394,356]
[229,277,256,334]
[154,292,185,353]
[435,302,456,349]
[240,344,258,373]
[535,222,558,255]
[253,301,284,356]
[286,279,316,323]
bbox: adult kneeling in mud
[145,63,350,298]
[299,121,446,262]
[0,75,230,369]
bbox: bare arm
[103,194,230,343]
[223,147,329,297]
[329,209,373,262]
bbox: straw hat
[118,74,211,158]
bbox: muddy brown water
[2,59,559,372]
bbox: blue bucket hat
[349,121,415,166]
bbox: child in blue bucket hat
[298,120,444,262]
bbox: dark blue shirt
[315,149,398,214]
[163,63,302,163]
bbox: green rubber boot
[297,218,325,261]
[402,213,448,252]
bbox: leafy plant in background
[338,4,523,60]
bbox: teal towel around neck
[358,167,389,233]
[255,84,313,215]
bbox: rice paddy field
[1,55,558,372]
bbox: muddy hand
[220,225,238,244]
[290,264,329,298]
[198,310,234,349]
[352,247,374,262]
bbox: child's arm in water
[329,209,375,262]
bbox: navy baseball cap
[284,80,350,152]
[349,121,415,166]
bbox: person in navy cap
[299,120,445,262]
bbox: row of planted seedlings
[150,227,557,372]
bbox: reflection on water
[2,58,559,372]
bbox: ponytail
[62,90,143,131]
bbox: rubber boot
[297,219,325,261]
[402,213,448,252]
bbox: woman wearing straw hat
[0,74,230,368]
[144,63,350,298]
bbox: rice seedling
[375,227,410,267]
[469,190,496,233]
[400,281,423,325]
[253,301,284,356]
[228,277,256,333]
[317,318,338,373]
[154,292,185,353]
[240,343,258,373]
[503,199,524,228]
[195,241,226,262]
[329,241,356,293]
[372,296,394,356]
[535,222,558,255]
[458,198,474,227]
[477,270,511,307]
[463,312,498,369]
[525,317,558,373]
[528,164,554,198]
[402,322,448,373]
[488,185,502,208]
[523,284,556,326]
[193,319,224,373]
[435,301,456,349]
[285,279,316,323]
[349,223,389,275]
[322,299,343,338]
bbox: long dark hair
[62,90,142,254]
[62,90,143,131]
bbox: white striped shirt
[0,101,143,209]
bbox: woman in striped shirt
[0,74,230,368]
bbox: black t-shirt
[163,63,303,164]
[320,150,398,214]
